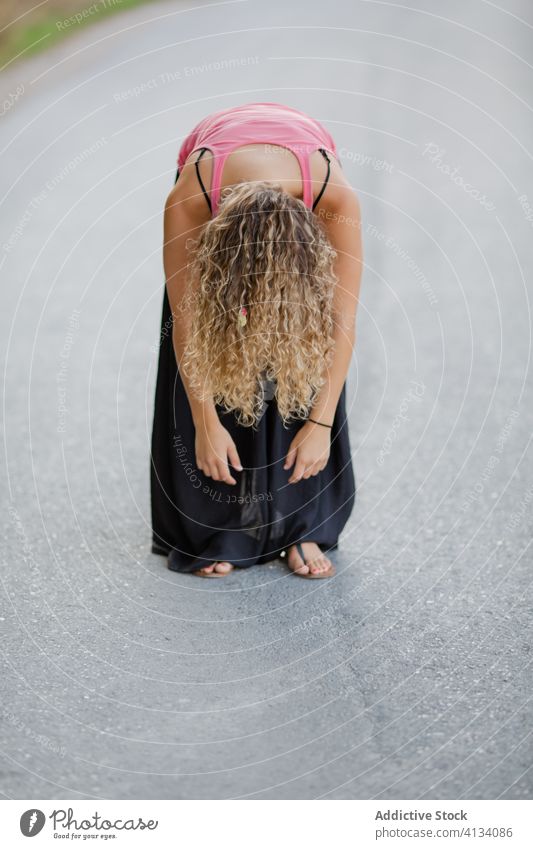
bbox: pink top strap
[296,148,313,209]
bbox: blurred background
[1,0,532,800]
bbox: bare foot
[194,561,234,577]
[287,542,333,576]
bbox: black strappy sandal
[290,542,335,579]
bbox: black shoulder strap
[194,147,212,213]
[312,148,331,211]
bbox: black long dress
[150,170,356,573]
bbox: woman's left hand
[284,421,332,483]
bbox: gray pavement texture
[1,0,532,801]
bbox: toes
[214,561,233,574]
[310,555,331,574]
[288,545,333,575]
[289,548,309,574]
[195,561,234,575]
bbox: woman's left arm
[284,184,363,484]
[309,185,363,425]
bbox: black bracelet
[307,416,333,429]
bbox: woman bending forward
[150,102,363,578]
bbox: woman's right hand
[194,420,243,485]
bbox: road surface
[1,0,532,800]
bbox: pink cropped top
[177,101,338,216]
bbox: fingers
[220,461,237,485]
[197,431,242,485]
[201,439,327,485]
[227,444,243,473]
[288,454,308,483]
[213,459,236,484]
[198,464,236,484]
[302,458,328,479]
[283,445,297,471]
[197,445,241,485]
[288,455,329,483]
[201,457,236,485]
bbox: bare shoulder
[320,159,361,217]
[314,163,362,247]
[164,150,213,229]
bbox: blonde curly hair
[181,180,338,429]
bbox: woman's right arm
[163,162,217,428]
[163,160,242,484]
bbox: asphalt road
[1,0,532,800]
